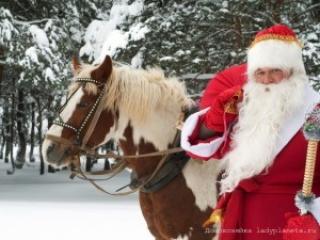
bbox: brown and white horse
[42,56,220,240]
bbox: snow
[192,58,202,63]
[131,51,144,68]
[0,19,15,42]
[80,20,110,61]
[222,1,228,8]
[160,56,178,62]
[25,46,39,64]
[70,25,82,43]
[307,32,318,41]
[45,67,55,81]
[127,23,150,41]
[230,51,237,57]
[100,29,129,58]
[0,162,153,240]
[0,8,17,44]
[29,25,49,47]
[109,0,143,23]
[80,0,146,63]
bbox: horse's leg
[139,192,167,240]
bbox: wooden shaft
[302,140,318,197]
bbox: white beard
[220,73,307,193]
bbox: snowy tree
[0,0,103,172]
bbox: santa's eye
[256,71,265,76]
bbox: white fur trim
[247,40,305,78]
[180,108,225,158]
[274,85,320,156]
[310,197,320,224]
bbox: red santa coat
[180,64,320,240]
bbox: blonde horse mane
[70,64,192,122]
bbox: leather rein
[46,77,186,196]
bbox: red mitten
[204,85,243,132]
[283,212,320,240]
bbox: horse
[42,55,220,240]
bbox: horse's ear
[91,55,112,82]
[71,56,81,76]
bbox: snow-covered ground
[0,161,153,240]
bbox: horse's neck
[115,108,220,211]
[115,108,178,151]
[115,109,178,177]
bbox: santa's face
[254,67,291,84]
[220,69,307,193]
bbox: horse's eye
[77,102,89,108]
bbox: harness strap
[85,147,184,159]
[46,133,185,160]
[71,159,127,182]
[81,88,106,148]
[71,130,184,195]
[73,147,172,196]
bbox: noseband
[49,77,106,148]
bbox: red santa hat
[247,24,305,78]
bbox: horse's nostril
[46,144,56,156]
[64,148,72,156]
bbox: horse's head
[43,55,193,169]
[42,56,117,167]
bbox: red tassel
[283,212,320,240]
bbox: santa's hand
[204,85,243,132]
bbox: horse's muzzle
[42,139,74,167]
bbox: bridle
[45,76,188,195]
[49,77,106,148]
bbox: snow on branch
[13,18,55,26]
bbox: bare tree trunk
[15,90,27,169]
[0,131,4,160]
[46,95,56,173]
[0,48,3,95]
[85,157,92,172]
[0,48,5,162]
[104,158,111,170]
[35,96,45,175]
[4,142,9,163]
[29,101,35,162]
[104,142,113,170]
[3,100,10,163]
[7,92,15,175]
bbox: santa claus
[181,24,320,240]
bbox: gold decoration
[224,90,242,114]
[250,34,303,48]
[302,140,318,197]
[202,209,223,228]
